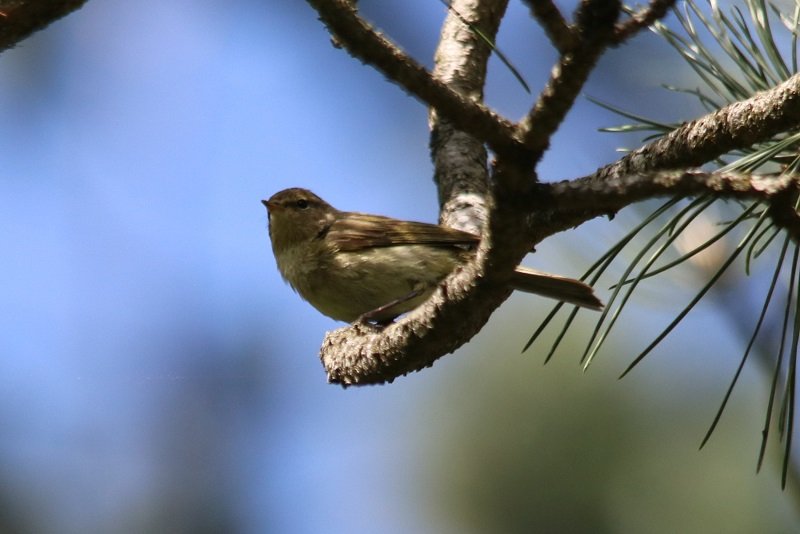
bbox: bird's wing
[325,212,479,252]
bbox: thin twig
[518,0,621,162]
[523,0,575,52]
[614,0,678,44]
[306,0,524,156]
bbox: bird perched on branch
[263,188,603,323]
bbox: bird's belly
[293,245,459,322]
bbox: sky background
[0,1,797,532]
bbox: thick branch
[431,0,508,234]
[0,0,87,52]
[306,0,524,155]
[321,258,514,385]
[592,73,800,181]
[534,170,800,241]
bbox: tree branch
[0,0,87,52]
[305,0,525,156]
[591,73,800,182]
[520,170,799,244]
[321,259,514,385]
[523,0,574,53]
[518,0,621,163]
[431,0,508,234]
[613,0,677,45]
[312,2,799,387]
[557,169,797,215]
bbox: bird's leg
[355,287,425,326]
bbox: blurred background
[0,1,797,532]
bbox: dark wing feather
[326,212,479,252]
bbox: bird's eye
[295,199,309,209]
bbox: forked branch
[308,1,800,385]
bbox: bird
[263,187,603,323]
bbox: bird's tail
[510,266,603,310]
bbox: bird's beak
[261,199,272,211]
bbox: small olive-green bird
[263,188,603,323]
